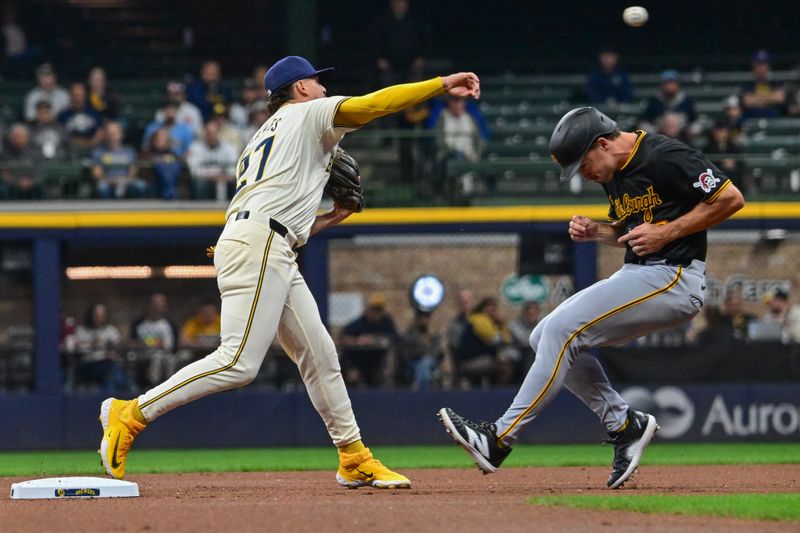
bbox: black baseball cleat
[437,407,511,474]
[605,409,659,489]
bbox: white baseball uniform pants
[137,215,361,446]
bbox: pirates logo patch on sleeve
[693,168,721,193]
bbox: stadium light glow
[163,265,217,279]
[66,265,217,280]
[65,266,153,280]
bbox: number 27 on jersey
[235,117,281,192]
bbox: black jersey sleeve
[657,143,732,204]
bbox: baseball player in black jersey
[439,107,745,488]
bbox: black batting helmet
[549,107,618,182]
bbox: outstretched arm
[334,73,480,128]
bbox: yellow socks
[132,401,147,425]
[339,440,365,454]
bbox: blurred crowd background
[0,0,800,202]
[2,0,800,394]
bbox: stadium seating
[2,66,799,204]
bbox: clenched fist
[569,215,599,242]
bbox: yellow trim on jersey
[1,201,799,229]
[618,130,647,172]
[496,267,684,444]
[334,77,445,128]
[331,96,351,128]
[139,230,276,410]
[704,179,732,204]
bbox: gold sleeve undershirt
[334,77,445,128]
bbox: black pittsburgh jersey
[603,131,732,265]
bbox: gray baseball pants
[495,259,705,446]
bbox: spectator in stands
[740,50,785,120]
[241,101,269,142]
[174,301,221,370]
[393,68,431,185]
[130,293,179,387]
[695,304,726,347]
[434,95,485,195]
[146,128,183,200]
[252,65,268,98]
[70,302,130,392]
[30,100,69,161]
[399,310,444,390]
[2,3,30,73]
[698,290,755,346]
[642,70,698,135]
[340,292,398,388]
[0,123,42,199]
[186,60,233,122]
[142,101,195,157]
[24,63,69,121]
[179,301,221,352]
[587,48,633,104]
[157,81,204,136]
[721,290,755,342]
[657,111,691,143]
[230,78,263,129]
[508,301,541,379]
[435,95,483,163]
[720,95,745,144]
[751,289,800,344]
[209,102,244,152]
[508,301,541,353]
[446,289,475,368]
[453,296,515,387]
[370,0,429,87]
[87,67,120,120]
[91,121,146,199]
[785,64,800,117]
[57,82,104,152]
[706,119,742,187]
[186,120,238,201]
[60,314,77,376]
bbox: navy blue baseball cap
[263,56,334,95]
[752,49,770,64]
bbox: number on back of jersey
[235,117,282,192]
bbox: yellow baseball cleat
[98,398,146,479]
[336,447,411,489]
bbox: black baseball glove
[325,147,364,213]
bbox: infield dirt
[3,465,799,532]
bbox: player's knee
[528,329,540,353]
[541,313,573,341]
[231,360,260,385]
[208,346,260,386]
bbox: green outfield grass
[0,443,798,477]
[529,494,800,522]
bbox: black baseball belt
[233,210,288,239]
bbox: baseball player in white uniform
[98,56,481,489]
